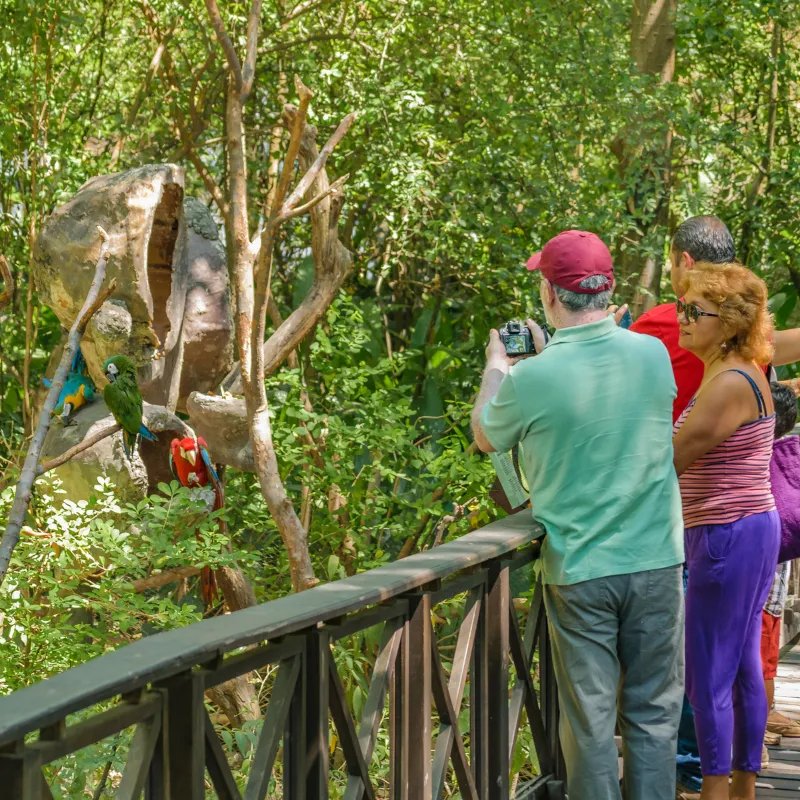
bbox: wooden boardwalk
[758,641,800,797]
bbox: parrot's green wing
[104,377,143,437]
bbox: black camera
[499,321,535,356]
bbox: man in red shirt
[631,215,800,422]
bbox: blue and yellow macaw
[42,347,96,424]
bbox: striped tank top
[673,369,776,528]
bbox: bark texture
[739,23,782,266]
[614,0,677,314]
[198,0,355,593]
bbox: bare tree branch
[251,106,354,383]
[432,497,477,548]
[242,89,355,591]
[36,424,121,475]
[109,21,175,168]
[197,0,355,598]
[282,0,332,26]
[269,76,313,221]
[282,111,356,212]
[130,566,202,592]
[260,67,288,220]
[0,227,112,585]
[204,0,243,91]
[240,0,264,103]
[0,255,13,312]
[263,236,351,376]
[0,351,23,386]
[222,107,356,393]
[249,78,313,372]
[263,31,352,54]
[278,172,348,223]
[139,0,229,217]
[77,277,117,332]
[227,78,256,385]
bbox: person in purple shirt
[760,382,800,768]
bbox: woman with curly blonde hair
[673,262,780,800]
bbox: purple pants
[685,510,780,775]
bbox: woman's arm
[673,371,762,476]
[774,329,800,366]
[779,378,800,399]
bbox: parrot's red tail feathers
[200,566,219,608]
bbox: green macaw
[102,355,157,459]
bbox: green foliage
[4,0,800,793]
[0,477,249,690]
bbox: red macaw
[169,435,223,607]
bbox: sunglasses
[676,298,720,324]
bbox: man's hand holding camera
[473,319,544,452]
[486,319,548,373]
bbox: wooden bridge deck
[758,640,800,797]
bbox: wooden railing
[0,511,565,799]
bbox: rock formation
[31,164,236,493]
[179,198,233,407]
[186,392,254,472]
[33,165,233,413]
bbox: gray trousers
[543,565,684,800]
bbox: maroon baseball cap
[526,230,614,294]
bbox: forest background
[0,0,799,794]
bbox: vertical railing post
[471,580,489,799]
[539,598,565,782]
[158,670,205,799]
[305,627,330,799]
[406,591,432,799]
[284,649,307,800]
[391,612,410,800]
[0,741,40,800]
[145,706,167,800]
[486,558,510,797]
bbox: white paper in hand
[488,450,529,510]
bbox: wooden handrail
[0,512,543,747]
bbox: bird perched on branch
[102,355,157,459]
[169,435,223,607]
[43,348,96,424]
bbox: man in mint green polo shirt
[472,230,684,800]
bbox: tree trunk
[615,0,677,314]
[207,679,261,728]
[192,4,354,594]
[631,0,677,81]
[206,563,261,727]
[739,22,781,266]
[222,74,318,592]
[217,565,257,609]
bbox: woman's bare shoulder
[695,365,768,415]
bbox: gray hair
[552,274,612,311]
[672,215,736,264]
